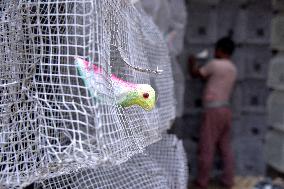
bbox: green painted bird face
[135,84,156,111]
[120,84,156,111]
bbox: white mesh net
[35,153,170,189]
[146,133,189,189]
[139,0,187,55]
[0,1,41,187]
[140,0,187,118]
[134,5,176,129]
[33,133,188,189]
[0,0,175,188]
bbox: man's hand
[188,55,202,78]
[188,55,196,66]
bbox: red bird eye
[143,93,149,99]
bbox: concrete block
[235,152,266,176]
[231,118,242,137]
[233,137,266,176]
[271,15,284,51]
[239,111,268,140]
[267,53,284,90]
[232,47,245,81]
[180,114,202,141]
[272,0,284,11]
[233,45,271,80]
[265,129,284,173]
[240,79,269,112]
[216,2,239,39]
[244,46,271,79]
[267,91,284,131]
[186,3,217,44]
[231,83,242,119]
[235,6,272,44]
[184,79,205,112]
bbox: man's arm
[188,55,213,79]
[188,55,205,79]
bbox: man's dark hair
[215,37,236,56]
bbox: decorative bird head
[74,57,157,111]
[118,84,156,111]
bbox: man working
[188,37,237,189]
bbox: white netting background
[33,133,188,189]
[0,0,41,187]
[140,0,187,57]
[134,5,176,129]
[0,0,175,188]
[146,133,188,189]
[35,153,170,189]
[140,0,187,118]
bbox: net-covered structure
[36,153,170,189]
[34,133,188,189]
[146,133,188,189]
[140,0,187,118]
[0,0,176,188]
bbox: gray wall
[175,0,272,179]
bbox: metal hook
[123,61,163,75]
